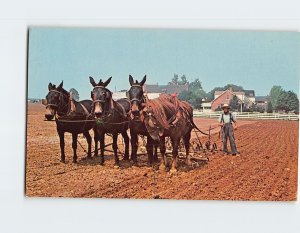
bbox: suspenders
[221,112,235,124]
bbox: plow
[48,114,219,169]
[76,124,220,169]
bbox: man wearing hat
[219,104,239,155]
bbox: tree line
[66,75,299,114]
[170,74,299,113]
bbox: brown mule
[142,94,194,173]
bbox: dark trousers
[222,123,238,154]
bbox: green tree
[69,88,79,101]
[266,101,273,113]
[229,95,239,111]
[223,84,244,92]
[286,91,299,113]
[178,89,206,109]
[170,73,179,85]
[170,75,207,109]
[269,85,283,110]
[189,78,203,91]
[276,90,299,113]
[178,75,188,85]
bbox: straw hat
[222,103,230,109]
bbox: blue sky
[28,28,299,99]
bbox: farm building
[112,83,189,100]
[27,98,41,103]
[202,88,256,112]
[112,91,127,100]
[144,83,189,99]
[255,96,268,111]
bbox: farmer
[219,104,239,156]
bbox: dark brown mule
[90,76,130,166]
[45,81,97,163]
[142,94,195,173]
[127,75,158,165]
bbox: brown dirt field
[26,103,298,200]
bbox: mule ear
[89,76,97,87]
[129,75,134,86]
[140,75,147,86]
[103,76,112,87]
[57,81,63,89]
[48,82,53,91]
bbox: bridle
[46,89,70,115]
[128,85,145,105]
[92,85,109,104]
[91,86,114,118]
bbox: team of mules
[44,76,199,172]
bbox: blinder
[42,99,47,106]
[45,89,69,109]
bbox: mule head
[142,106,163,141]
[45,81,66,120]
[128,75,146,118]
[89,76,113,118]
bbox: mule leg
[146,136,154,166]
[121,131,130,161]
[130,130,138,164]
[170,138,180,173]
[112,133,120,166]
[153,142,159,162]
[58,131,65,163]
[159,137,167,171]
[99,132,105,165]
[94,127,98,157]
[183,131,192,166]
[83,131,92,159]
[72,133,78,163]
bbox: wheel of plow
[205,141,218,152]
[165,137,173,151]
[165,138,185,151]
[190,138,203,152]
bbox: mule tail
[181,103,209,136]
[190,119,209,136]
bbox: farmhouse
[202,88,256,112]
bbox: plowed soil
[26,103,298,200]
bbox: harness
[220,112,236,124]
[71,100,90,116]
[115,99,130,118]
[92,86,114,116]
[46,90,71,116]
[46,90,67,108]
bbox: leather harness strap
[79,103,90,116]
[115,101,127,117]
